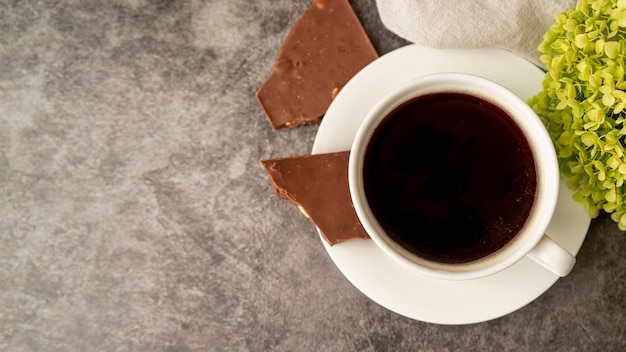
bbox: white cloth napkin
[376,0,576,67]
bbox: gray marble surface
[1,1,624,351]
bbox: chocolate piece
[256,0,378,129]
[261,151,370,245]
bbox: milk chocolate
[256,0,378,129]
[261,151,370,245]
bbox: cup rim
[348,72,559,280]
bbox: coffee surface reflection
[363,92,537,264]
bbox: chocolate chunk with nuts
[261,151,370,245]
[256,0,378,129]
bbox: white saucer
[311,45,591,325]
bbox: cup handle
[526,235,576,277]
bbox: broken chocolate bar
[256,0,378,129]
[261,151,370,245]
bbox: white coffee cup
[348,73,575,280]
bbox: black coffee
[363,92,537,264]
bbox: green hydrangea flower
[527,0,626,230]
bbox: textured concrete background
[1,1,624,351]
